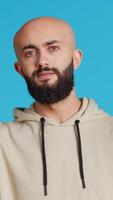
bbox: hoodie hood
[14,98,108,125]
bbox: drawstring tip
[44,185,47,196]
[82,179,86,189]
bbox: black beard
[24,61,74,104]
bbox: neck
[34,89,82,123]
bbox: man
[0,17,113,200]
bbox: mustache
[32,67,61,78]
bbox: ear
[14,62,24,77]
[72,49,83,70]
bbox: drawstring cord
[40,117,48,196]
[40,118,86,196]
[75,120,86,189]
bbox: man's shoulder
[0,121,27,135]
[0,121,35,146]
[0,120,40,136]
[0,122,18,132]
[108,115,113,126]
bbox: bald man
[0,17,113,200]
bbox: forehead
[15,21,74,49]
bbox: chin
[39,78,57,86]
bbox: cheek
[61,51,73,63]
[19,61,34,77]
[53,54,72,72]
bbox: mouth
[37,71,56,80]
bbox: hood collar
[14,98,108,126]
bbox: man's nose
[36,51,49,67]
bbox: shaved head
[14,17,75,57]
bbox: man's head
[14,17,82,104]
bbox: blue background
[0,0,113,122]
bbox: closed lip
[38,71,55,77]
[37,71,55,79]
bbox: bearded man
[0,17,113,200]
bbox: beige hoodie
[0,98,113,200]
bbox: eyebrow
[21,40,61,51]
[43,40,61,46]
[22,45,37,51]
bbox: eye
[24,50,37,57]
[48,45,59,52]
